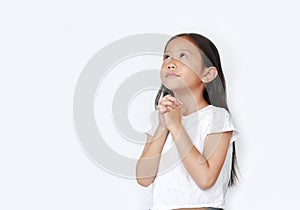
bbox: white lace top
[143,105,239,210]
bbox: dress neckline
[182,104,213,118]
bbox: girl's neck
[173,88,209,116]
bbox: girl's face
[160,36,206,92]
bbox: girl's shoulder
[204,105,232,120]
[209,104,229,113]
[207,105,240,143]
[192,105,230,120]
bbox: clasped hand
[157,94,183,131]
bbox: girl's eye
[163,54,170,60]
[180,53,187,58]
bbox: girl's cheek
[159,71,166,83]
[160,65,167,76]
[161,62,167,70]
[181,61,194,71]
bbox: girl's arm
[136,125,169,187]
[169,124,232,190]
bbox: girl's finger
[166,106,173,111]
[164,95,179,105]
[157,104,168,112]
[158,98,163,105]
[164,94,183,105]
[158,98,170,106]
[157,104,166,111]
[161,100,176,108]
[158,104,173,114]
[159,107,168,114]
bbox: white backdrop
[1,0,299,209]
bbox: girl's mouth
[166,73,179,77]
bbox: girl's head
[156,33,228,111]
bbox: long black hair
[154,33,239,187]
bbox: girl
[136,33,239,210]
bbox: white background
[1,0,299,209]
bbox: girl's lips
[166,73,179,77]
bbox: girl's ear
[201,67,218,83]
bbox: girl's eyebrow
[165,49,191,53]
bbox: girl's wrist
[158,123,167,129]
[168,123,183,134]
[157,124,168,134]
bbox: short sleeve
[207,107,239,144]
[143,110,159,137]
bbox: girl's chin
[163,81,189,90]
[163,84,188,92]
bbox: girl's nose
[167,62,176,70]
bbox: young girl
[136,33,239,210]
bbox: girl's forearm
[169,125,211,190]
[136,125,169,187]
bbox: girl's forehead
[165,37,199,52]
